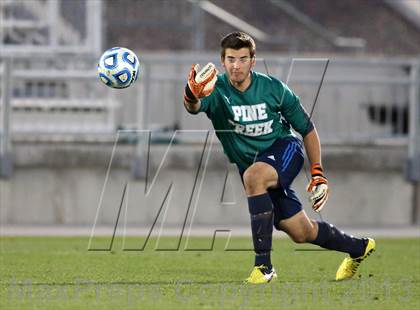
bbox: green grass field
[0,236,419,309]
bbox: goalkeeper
[183,31,375,284]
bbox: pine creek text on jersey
[228,103,274,137]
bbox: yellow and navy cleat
[335,238,376,281]
[245,265,278,284]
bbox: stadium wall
[0,143,412,228]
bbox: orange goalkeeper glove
[306,163,329,212]
[184,63,217,103]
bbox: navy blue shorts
[239,137,304,228]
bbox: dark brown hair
[220,32,256,59]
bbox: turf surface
[0,236,419,309]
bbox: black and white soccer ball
[98,47,140,89]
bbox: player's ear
[221,56,226,69]
[251,56,256,67]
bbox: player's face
[222,48,256,85]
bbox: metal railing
[1,54,417,143]
[0,56,121,140]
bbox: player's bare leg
[243,162,278,196]
[277,210,318,243]
[278,210,375,280]
[243,162,278,284]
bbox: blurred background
[0,0,419,235]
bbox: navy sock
[248,193,274,268]
[311,221,366,258]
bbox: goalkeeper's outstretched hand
[306,163,329,212]
[184,63,217,103]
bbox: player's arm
[183,63,217,114]
[276,81,329,212]
[303,127,321,165]
[303,127,329,212]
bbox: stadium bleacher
[0,0,418,146]
[105,0,420,55]
[1,0,419,144]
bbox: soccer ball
[98,47,140,89]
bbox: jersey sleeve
[277,81,314,137]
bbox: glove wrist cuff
[310,163,325,178]
[310,163,322,169]
[184,84,198,103]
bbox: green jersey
[198,71,313,169]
